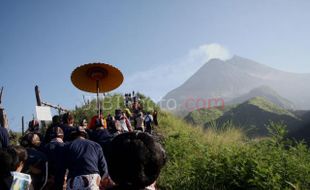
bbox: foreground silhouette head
[108,132,166,189]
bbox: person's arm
[40,160,48,190]
[125,117,133,132]
[97,145,108,178]
[0,127,10,148]
[55,145,66,190]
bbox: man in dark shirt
[89,117,114,157]
[60,112,75,142]
[21,133,48,190]
[0,125,9,149]
[64,126,108,190]
[43,126,66,190]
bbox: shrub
[157,112,310,190]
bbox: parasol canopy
[71,63,123,93]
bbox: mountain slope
[288,110,310,144]
[160,56,310,114]
[213,97,302,137]
[184,108,224,125]
[228,85,295,110]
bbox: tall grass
[156,111,310,190]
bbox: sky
[1,0,310,131]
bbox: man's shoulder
[0,127,8,134]
[85,138,101,146]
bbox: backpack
[144,115,153,124]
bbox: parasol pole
[96,80,100,116]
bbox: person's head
[80,119,88,128]
[0,146,28,176]
[115,109,122,119]
[62,112,74,126]
[7,146,28,172]
[89,115,105,129]
[107,114,113,121]
[70,126,88,140]
[108,132,167,189]
[20,132,41,148]
[49,126,64,140]
[52,115,61,126]
[28,119,39,132]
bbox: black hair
[70,126,88,140]
[62,112,74,124]
[52,115,61,126]
[0,146,27,176]
[49,126,64,139]
[6,146,28,170]
[20,133,40,147]
[108,132,166,189]
[28,120,40,132]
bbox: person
[135,111,144,132]
[60,112,75,142]
[152,111,158,127]
[20,133,48,190]
[123,108,132,119]
[0,146,31,190]
[0,125,9,148]
[80,118,88,129]
[144,111,153,134]
[106,114,117,134]
[43,127,66,190]
[88,115,107,130]
[89,117,114,158]
[64,126,108,190]
[44,115,62,143]
[26,120,40,134]
[114,109,132,132]
[107,132,166,190]
[25,119,44,144]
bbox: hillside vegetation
[157,111,310,190]
[247,97,295,117]
[72,94,310,189]
[186,97,303,137]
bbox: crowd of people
[0,93,165,190]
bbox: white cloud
[188,43,232,63]
[118,43,232,102]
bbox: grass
[184,108,224,125]
[248,97,296,117]
[71,94,310,189]
[156,111,310,190]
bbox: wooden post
[34,85,46,129]
[35,85,42,106]
[22,116,25,136]
[0,87,8,129]
[0,87,3,105]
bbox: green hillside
[73,93,158,123]
[184,108,224,125]
[228,85,295,110]
[214,97,302,136]
[157,111,310,189]
[247,97,296,117]
[72,94,310,189]
[183,97,302,137]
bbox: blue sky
[1,0,310,131]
